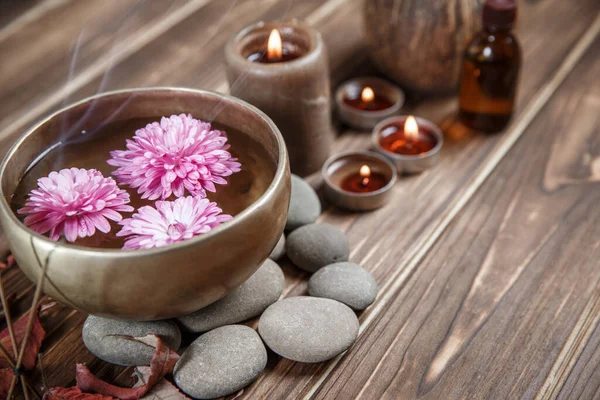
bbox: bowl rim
[0,87,289,257]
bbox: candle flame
[405,115,419,141]
[360,165,371,177]
[360,164,371,186]
[361,87,375,103]
[267,29,282,61]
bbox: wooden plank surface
[312,30,600,400]
[0,0,598,398]
[0,0,339,157]
[235,1,600,398]
[558,314,600,399]
[0,0,45,30]
[0,0,199,134]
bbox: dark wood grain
[557,319,600,399]
[0,0,598,399]
[232,1,600,397]
[0,0,334,396]
[0,0,331,158]
[0,0,196,133]
[0,0,44,28]
[311,35,600,400]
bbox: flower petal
[118,196,231,250]
[18,168,132,242]
[107,114,240,200]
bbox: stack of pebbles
[82,174,378,399]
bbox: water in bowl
[10,117,277,249]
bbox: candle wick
[361,177,370,186]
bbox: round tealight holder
[372,115,444,174]
[335,77,405,131]
[322,151,397,212]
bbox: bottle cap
[483,0,517,31]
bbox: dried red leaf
[0,368,15,399]
[0,310,46,369]
[43,386,116,400]
[77,335,179,400]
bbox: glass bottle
[458,0,520,133]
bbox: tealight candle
[343,87,394,111]
[335,77,404,130]
[225,21,334,176]
[322,151,397,211]
[340,164,388,193]
[372,115,444,174]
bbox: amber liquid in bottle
[459,2,520,133]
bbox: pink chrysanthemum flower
[107,114,241,201]
[18,168,134,242]
[117,196,232,250]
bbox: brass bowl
[0,88,291,321]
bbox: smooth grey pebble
[177,259,284,333]
[258,296,359,363]
[286,175,321,231]
[286,223,349,273]
[269,234,286,260]
[308,262,377,310]
[174,325,267,399]
[82,316,181,366]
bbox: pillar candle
[225,20,334,176]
